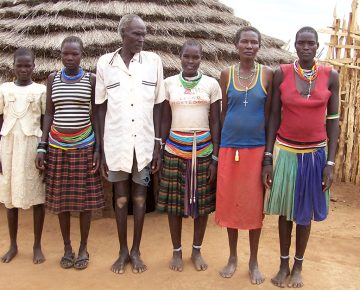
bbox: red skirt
[215,147,264,230]
[45,146,105,214]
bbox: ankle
[130,248,140,256]
[279,255,290,269]
[293,256,303,271]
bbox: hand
[207,162,217,184]
[0,161,2,174]
[100,153,109,178]
[322,165,334,191]
[151,149,161,174]
[92,151,100,172]
[35,152,46,173]
[262,165,273,189]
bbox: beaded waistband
[49,125,95,150]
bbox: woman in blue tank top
[215,27,273,284]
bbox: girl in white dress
[0,48,46,264]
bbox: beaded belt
[49,125,95,150]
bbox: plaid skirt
[45,146,105,214]
[157,151,216,217]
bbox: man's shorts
[107,153,150,187]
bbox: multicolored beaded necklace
[179,71,202,93]
[293,60,318,99]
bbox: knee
[133,195,146,208]
[116,196,128,209]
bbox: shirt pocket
[141,79,157,100]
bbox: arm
[0,114,3,174]
[262,67,283,188]
[90,73,100,172]
[151,102,162,173]
[323,69,340,191]
[208,99,221,184]
[35,73,55,171]
[219,68,230,128]
[151,56,166,174]
[97,101,108,178]
[263,66,274,124]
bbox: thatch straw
[0,0,293,82]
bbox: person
[35,36,105,270]
[0,48,46,264]
[157,39,221,272]
[95,14,165,274]
[215,26,273,284]
[262,26,339,288]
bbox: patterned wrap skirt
[215,147,265,230]
[45,127,105,214]
[264,144,330,226]
[157,130,215,218]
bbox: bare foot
[130,251,147,273]
[249,261,265,285]
[169,250,183,272]
[271,266,290,288]
[288,267,304,288]
[111,251,130,274]
[1,246,18,263]
[191,249,208,271]
[219,256,237,278]
[33,246,45,264]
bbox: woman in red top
[262,27,339,288]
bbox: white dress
[0,82,46,209]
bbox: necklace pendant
[306,94,311,99]
[243,99,248,107]
[184,88,191,94]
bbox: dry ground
[0,182,359,290]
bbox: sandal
[60,252,75,269]
[74,252,89,270]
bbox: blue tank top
[220,64,267,148]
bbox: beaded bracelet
[262,159,273,167]
[37,148,47,154]
[326,160,335,166]
[264,152,273,158]
[211,154,218,162]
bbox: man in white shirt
[95,14,165,274]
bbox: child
[0,47,46,264]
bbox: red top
[277,64,331,145]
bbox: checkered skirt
[45,146,105,214]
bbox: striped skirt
[45,127,105,214]
[264,145,330,225]
[157,151,216,218]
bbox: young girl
[0,48,46,264]
[35,36,104,270]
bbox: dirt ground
[0,182,359,290]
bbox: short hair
[61,36,84,52]
[234,26,261,47]
[118,14,143,37]
[295,26,318,42]
[180,39,202,56]
[13,47,35,63]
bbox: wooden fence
[320,0,360,184]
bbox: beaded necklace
[179,71,202,90]
[236,62,258,107]
[293,60,318,99]
[61,67,84,81]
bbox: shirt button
[134,135,137,137]
[131,104,133,106]
[132,119,134,122]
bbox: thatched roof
[0,0,293,82]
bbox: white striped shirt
[52,71,92,129]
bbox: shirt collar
[109,48,142,67]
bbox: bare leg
[288,223,311,288]
[58,211,74,268]
[111,180,130,274]
[249,228,265,284]
[130,182,147,273]
[33,204,45,264]
[191,215,208,271]
[220,228,238,278]
[271,216,292,288]
[1,208,18,263]
[168,214,183,272]
[74,210,92,269]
